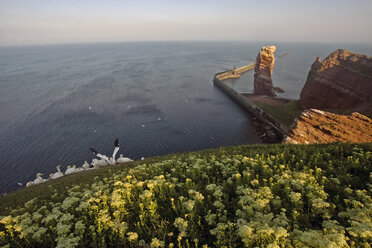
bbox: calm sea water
[1,41,371,194]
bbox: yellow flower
[150,237,165,247]
[127,232,138,242]
[250,179,259,187]
[0,216,12,225]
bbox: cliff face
[254,46,276,96]
[284,109,372,144]
[300,49,372,114]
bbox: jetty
[278,52,293,58]
[215,63,256,81]
[214,65,291,141]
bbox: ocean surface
[1,41,371,194]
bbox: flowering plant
[0,143,371,247]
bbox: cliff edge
[254,46,276,96]
[284,109,372,144]
[299,49,372,114]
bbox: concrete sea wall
[215,63,256,81]
[213,76,288,140]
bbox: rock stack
[254,46,276,96]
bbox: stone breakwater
[213,46,290,142]
[213,75,287,142]
[215,63,256,81]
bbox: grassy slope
[0,144,269,214]
[0,143,371,247]
[0,152,180,215]
[0,143,370,215]
[255,100,302,128]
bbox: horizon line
[1,39,372,48]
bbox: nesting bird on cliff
[111,138,120,165]
[89,148,110,164]
[33,173,46,185]
[50,165,64,179]
[99,158,110,167]
[91,158,100,169]
[65,165,78,175]
[90,138,120,165]
[81,161,91,170]
[117,154,133,164]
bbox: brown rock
[299,49,372,114]
[284,109,372,144]
[254,46,276,96]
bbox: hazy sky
[1,0,371,45]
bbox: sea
[1,41,371,194]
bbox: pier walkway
[213,66,289,141]
[215,63,256,81]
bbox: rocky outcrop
[254,46,276,96]
[300,49,372,114]
[284,109,372,144]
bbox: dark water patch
[194,97,213,103]
[114,94,149,104]
[125,104,162,116]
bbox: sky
[0,0,371,45]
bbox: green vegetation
[1,143,371,247]
[256,100,303,128]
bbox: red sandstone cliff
[254,46,276,96]
[284,109,372,144]
[300,49,372,114]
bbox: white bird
[50,172,63,180]
[91,158,100,169]
[117,154,133,163]
[89,148,110,164]
[82,161,90,170]
[99,158,109,167]
[33,173,46,185]
[111,138,120,164]
[17,182,22,186]
[50,165,64,179]
[141,157,145,161]
[109,157,115,165]
[26,181,33,187]
[65,165,77,175]
[90,138,120,165]
[65,165,72,174]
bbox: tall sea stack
[254,46,276,96]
